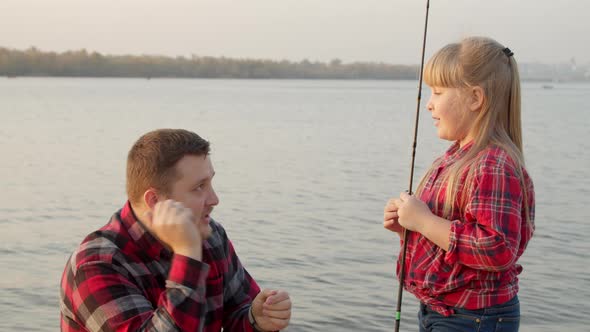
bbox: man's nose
[207,188,219,206]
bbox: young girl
[383,36,535,332]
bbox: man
[60,129,292,331]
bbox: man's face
[164,154,219,239]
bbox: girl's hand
[383,198,404,234]
[393,192,434,233]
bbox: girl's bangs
[423,44,461,88]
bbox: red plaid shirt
[398,142,535,316]
[60,202,261,331]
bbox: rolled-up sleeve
[444,163,523,272]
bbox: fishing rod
[394,0,430,331]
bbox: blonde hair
[419,36,530,222]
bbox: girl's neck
[458,136,474,148]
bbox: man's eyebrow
[192,171,215,185]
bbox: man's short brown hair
[126,129,210,205]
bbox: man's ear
[143,188,160,210]
[468,86,485,112]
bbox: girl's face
[426,86,479,147]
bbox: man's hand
[251,289,291,331]
[144,199,203,261]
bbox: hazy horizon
[1,0,587,65]
[0,44,582,67]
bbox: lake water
[0,78,588,331]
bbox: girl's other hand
[384,198,404,235]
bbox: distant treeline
[0,47,419,80]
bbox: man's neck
[130,202,149,225]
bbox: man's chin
[200,224,213,240]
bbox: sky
[0,0,586,65]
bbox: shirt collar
[442,140,474,165]
[119,201,173,260]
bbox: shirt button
[475,318,481,323]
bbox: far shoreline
[3,75,579,83]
